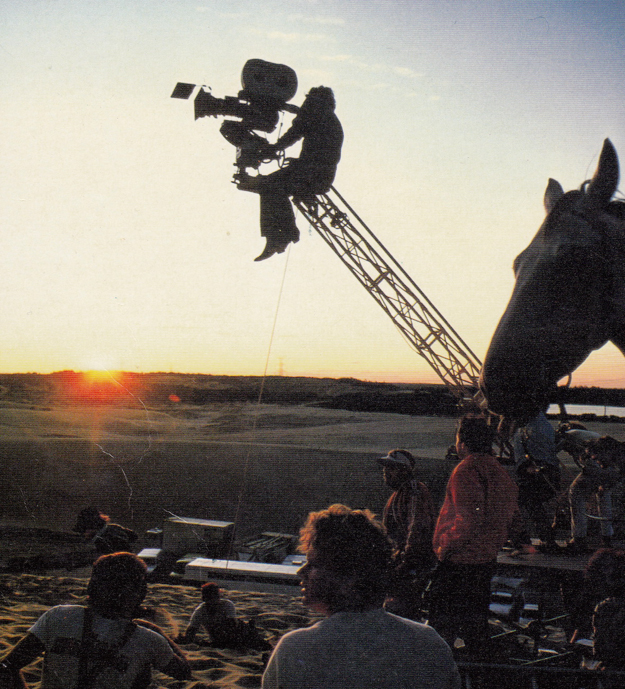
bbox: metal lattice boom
[293,187,483,405]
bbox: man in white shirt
[178,582,236,644]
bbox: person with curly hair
[262,503,459,689]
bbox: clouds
[318,53,424,79]
[287,13,345,26]
[250,28,332,44]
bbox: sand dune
[2,400,624,540]
[0,402,462,539]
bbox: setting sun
[83,369,119,383]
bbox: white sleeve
[139,627,176,671]
[261,647,279,689]
[188,604,205,628]
[29,608,54,645]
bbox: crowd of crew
[1,413,624,688]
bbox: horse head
[480,139,624,424]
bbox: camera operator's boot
[255,237,288,261]
[254,239,278,262]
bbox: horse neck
[601,210,625,349]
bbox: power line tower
[293,187,483,408]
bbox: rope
[227,245,292,565]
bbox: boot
[254,240,279,262]
[254,237,289,262]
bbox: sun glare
[51,367,140,404]
[83,368,117,383]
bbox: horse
[480,139,624,426]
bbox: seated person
[73,506,138,554]
[593,595,625,684]
[177,582,236,644]
[592,551,625,686]
[562,547,625,643]
[238,86,343,262]
[0,552,191,688]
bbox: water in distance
[548,403,625,418]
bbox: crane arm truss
[293,187,483,404]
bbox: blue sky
[1,0,624,385]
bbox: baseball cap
[377,449,415,470]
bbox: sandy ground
[0,572,323,688]
[2,403,625,686]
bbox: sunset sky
[1,0,624,387]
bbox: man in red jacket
[428,415,519,656]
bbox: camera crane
[291,189,483,407]
[172,61,483,409]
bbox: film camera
[171,59,299,171]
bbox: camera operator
[238,86,344,261]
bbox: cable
[227,245,292,565]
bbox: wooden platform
[497,548,590,573]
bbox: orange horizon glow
[0,365,622,390]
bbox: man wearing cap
[378,449,435,619]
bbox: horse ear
[544,178,564,213]
[586,138,619,208]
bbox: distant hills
[0,372,622,418]
[0,372,457,415]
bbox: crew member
[428,415,520,656]
[377,449,435,618]
[262,503,460,689]
[238,86,343,261]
